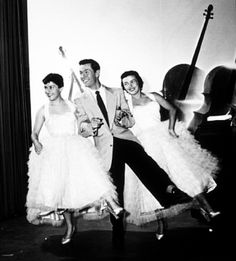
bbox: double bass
[187,64,236,158]
[161,5,214,125]
[188,65,236,133]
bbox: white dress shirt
[89,85,108,109]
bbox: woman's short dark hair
[120,70,144,91]
[79,59,100,72]
[42,73,64,88]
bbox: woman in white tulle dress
[26,73,122,245]
[120,70,220,238]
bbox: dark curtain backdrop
[0,0,31,220]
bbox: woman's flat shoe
[61,236,72,245]
[106,205,121,219]
[102,201,124,219]
[61,226,75,245]
[155,233,164,240]
[199,208,212,222]
[114,207,124,217]
[200,208,221,220]
[209,211,220,218]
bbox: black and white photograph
[0,0,235,260]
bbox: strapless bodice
[44,102,77,136]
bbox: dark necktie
[95,90,109,126]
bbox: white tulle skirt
[26,134,117,225]
[124,121,219,225]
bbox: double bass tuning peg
[203,12,214,20]
[203,4,214,18]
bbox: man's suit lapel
[82,90,104,119]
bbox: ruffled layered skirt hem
[124,121,219,225]
[26,135,117,225]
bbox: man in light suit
[74,59,191,245]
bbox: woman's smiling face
[122,75,140,95]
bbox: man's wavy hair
[79,59,100,72]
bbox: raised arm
[151,92,178,137]
[114,89,135,128]
[74,98,94,137]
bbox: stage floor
[0,209,232,261]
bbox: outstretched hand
[114,108,131,127]
[91,117,104,136]
[34,141,43,154]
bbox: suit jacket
[74,85,140,171]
